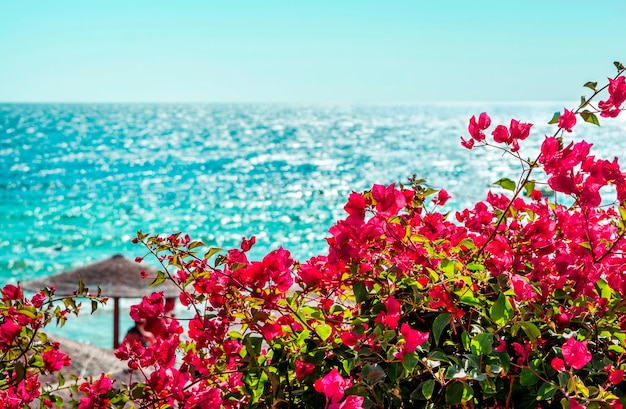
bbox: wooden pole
[113,297,120,349]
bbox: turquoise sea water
[1,103,624,347]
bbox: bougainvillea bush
[2,62,626,408]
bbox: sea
[1,102,624,348]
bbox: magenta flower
[400,323,429,354]
[561,338,592,370]
[550,357,565,372]
[329,395,365,409]
[558,108,577,132]
[2,283,23,301]
[432,189,451,206]
[609,369,624,385]
[468,112,491,142]
[599,76,626,117]
[375,296,401,330]
[42,344,71,373]
[569,398,586,409]
[314,368,352,403]
[295,360,315,382]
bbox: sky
[0,1,624,103]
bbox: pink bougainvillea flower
[550,357,565,372]
[344,192,367,220]
[313,368,352,403]
[558,108,577,132]
[260,322,282,341]
[432,189,451,206]
[2,283,23,301]
[372,184,406,217]
[130,292,165,322]
[295,360,315,382]
[340,330,362,347]
[609,369,624,385]
[78,373,113,409]
[510,274,537,301]
[468,112,491,141]
[569,398,586,409]
[400,323,429,353]
[240,235,256,252]
[0,320,22,346]
[599,76,626,117]
[512,342,532,365]
[561,338,592,370]
[42,344,71,373]
[491,119,533,152]
[492,125,510,144]
[31,291,47,308]
[374,296,401,330]
[460,136,475,149]
[329,395,365,409]
[509,118,532,141]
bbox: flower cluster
[2,62,626,409]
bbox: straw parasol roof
[23,255,180,348]
[23,254,180,298]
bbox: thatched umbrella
[23,255,180,348]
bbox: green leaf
[580,110,600,126]
[480,378,497,397]
[432,313,452,345]
[470,333,493,356]
[615,61,625,71]
[466,262,485,271]
[387,362,404,383]
[188,240,205,250]
[353,282,368,303]
[519,321,541,342]
[461,331,471,351]
[548,112,560,125]
[403,353,419,371]
[150,270,168,287]
[445,382,473,405]
[583,81,597,91]
[459,238,475,250]
[523,180,536,197]
[422,379,435,400]
[459,293,481,308]
[537,382,558,400]
[361,365,386,385]
[493,178,516,192]
[17,308,37,320]
[490,293,514,325]
[439,259,456,275]
[520,367,539,386]
[227,330,243,339]
[204,247,223,259]
[445,381,464,405]
[428,350,453,363]
[316,324,332,341]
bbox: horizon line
[0,100,573,106]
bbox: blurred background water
[1,103,623,347]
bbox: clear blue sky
[0,0,623,103]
